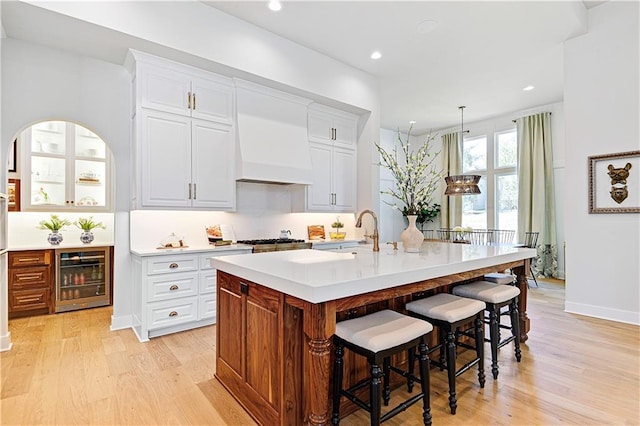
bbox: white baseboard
[0,331,12,352]
[110,314,133,331]
[565,301,640,326]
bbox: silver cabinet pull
[188,183,192,199]
[169,311,178,317]
[169,284,179,291]
[193,183,196,200]
[169,263,178,269]
[187,92,192,109]
[193,93,196,110]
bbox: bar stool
[332,309,433,426]
[452,280,521,380]
[405,293,485,415]
[484,272,515,285]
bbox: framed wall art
[588,150,640,213]
[8,178,20,212]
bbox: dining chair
[467,230,491,245]
[523,231,540,287]
[438,228,454,242]
[488,229,516,245]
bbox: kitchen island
[212,242,536,425]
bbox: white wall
[564,1,639,324]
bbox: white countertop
[130,243,253,257]
[212,242,537,304]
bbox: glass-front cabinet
[55,247,111,313]
[22,121,112,211]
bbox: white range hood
[235,79,313,185]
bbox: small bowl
[329,232,346,240]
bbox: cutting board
[307,225,326,240]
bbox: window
[462,129,518,232]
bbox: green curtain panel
[441,132,463,228]
[516,112,558,278]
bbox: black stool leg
[475,315,486,388]
[382,357,391,406]
[438,328,446,371]
[370,363,382,426]
[417,340,432,426]
[407,348,415,392]
[488,304,500,379]
[510,299,522,362]
[332,343,344,425]
[445,328,458,414]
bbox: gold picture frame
[588,150,640,213]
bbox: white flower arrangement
[375,124,443,216]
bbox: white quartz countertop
[130,244,253,257]
[212,242,537,304]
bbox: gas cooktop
[237,238,307,245]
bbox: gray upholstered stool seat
[452,280,522,379]
[405,293,486,415]
[332,309,433,426]
[483,272,515,285]
[335,309,433,352]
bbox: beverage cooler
[55,247,111,313]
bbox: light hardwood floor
[1,281,638,425]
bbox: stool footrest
[456,357,482,378]
[389,365,422,386]
[380,393,425,423]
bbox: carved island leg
[513,262,531,342]
[303,301,336,426]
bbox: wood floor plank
[1,280,638,425]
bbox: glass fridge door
[55,247,110,313]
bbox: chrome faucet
[355,209,379,252]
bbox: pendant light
[444,106,481,195]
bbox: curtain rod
[512,111,552,123]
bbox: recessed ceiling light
[370,51,382,60]
[523,85,535,91]
[268,1,282,12]
[416,20,439,34]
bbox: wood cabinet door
[217,273,244,378]
[307,143,333,211]
[190,77,234,124]
[139,110,192,207]
[332,147,356,212]
[191,120,235,209]
[245,283,282,412]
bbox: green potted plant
[74,216,106,244]
[330,216,346,240]
[37,214,71,245]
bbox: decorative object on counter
[37,214,71,246]
[330,216,345,240]
[452,226,473,243]
[74,216,106,244]
[206,225,223,243]
[279,229,291,239]
[158,232,188,249]
[375,123,442,251]
[307,225,326,240]
[7,178,20,212]
[400,215,424,252]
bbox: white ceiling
[1,1,601,132]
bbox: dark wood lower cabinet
[8,250,54,318]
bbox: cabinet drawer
[146,255,198,275]
[9,267,50,290]
[10,251,50,267]
[199,294,216,320]
[147,272,198,302]
[199,269,217,294]
[10,288,51,312]
[146,297,198,330]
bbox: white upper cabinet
[138,60,234,125]
[308,104,358,147]
[126,50,236,210]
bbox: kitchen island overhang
[213,242,536,426]
[211,244,536,304]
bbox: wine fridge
[55,246,111,313]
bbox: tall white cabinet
[293,104,358,212]
[126,50,236,210]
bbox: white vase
[400,215,424,253]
